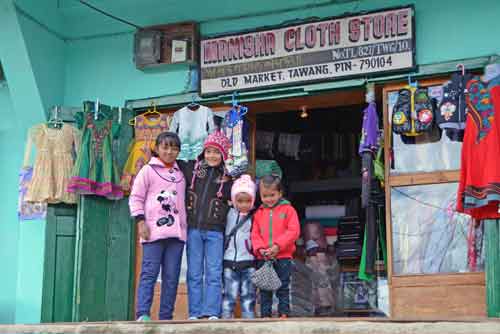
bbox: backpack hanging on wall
[392,85,435,137]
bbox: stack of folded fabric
[305,205,346,219]
[335,216,364,261]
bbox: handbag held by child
[251,261,282,291]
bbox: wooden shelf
[342,309,378,313]
[290,177,361,193]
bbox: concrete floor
[1,318,500,334]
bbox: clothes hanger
[187,94,200,111]
[407,74,418,88]
[128,102,161,126]
[94,99,100,120]
[47,106,64,129]
[229,91,248,116]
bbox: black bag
[392,86,435,136]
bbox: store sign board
[200,6,415,95]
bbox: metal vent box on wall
[134,22,199,70]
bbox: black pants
[257,259,292,317]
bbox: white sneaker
[208,316,219,320]
[188,316,198,320]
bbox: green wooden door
[73,105,136,321]
[485,219,500,317]
[41,204,77,323]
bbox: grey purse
[251,261,282,291]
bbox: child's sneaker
[188,316,198,320]
[208,316,219,320]
[136,315,151,322]
[279,314,288,319]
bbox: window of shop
[383,78,486,319]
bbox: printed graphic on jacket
[392,86,435,137]
[436,72,473,141]
[156,190,178,227]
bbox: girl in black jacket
[179,130,233,320]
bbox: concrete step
[1,318,500,334]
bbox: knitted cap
[204,130,231,161]
[231,174,256,207]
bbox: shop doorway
[131,87,389,319]
[248,87,388,317]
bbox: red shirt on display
[457,76,500,219]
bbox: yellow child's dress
[121,113,171,193]
[24,123,81,204]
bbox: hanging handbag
[251,261,282,291]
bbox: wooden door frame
[382,78,486,318]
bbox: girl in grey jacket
[222,175,257,318]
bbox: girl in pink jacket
[129,132,187,321]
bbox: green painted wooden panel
[485,219,500,318]
[74,196,110,321]
[73,106,136,321]
[53,234,76,322]
[41,204,77,323]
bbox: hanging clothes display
[359,101,379,209]
[121,113,171,193]
[18,166,47,220]
[278,133,301,160]
[67,102,123,200]
[169,104,215,161]
[255,130,275,158]
[457,71,500,219]
[436,71,473,141]
[222,103,249,177]
[23,122,80,204]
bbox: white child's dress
[169,105,215,161]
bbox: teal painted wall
[0,0,65,324]
[63,34,191,107]
[14,4,66,325]
[0,85,19,324]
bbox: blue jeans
[258,259,292,317]
[186,228,223,318]
[136,238,184,320]
[222,267,256,318]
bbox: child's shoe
[136,315,151,322]
[208,316,219,320]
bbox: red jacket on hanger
[457,76,500,219]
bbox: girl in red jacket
[251,175,300,318]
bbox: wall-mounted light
[300,105,308,119]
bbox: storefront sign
[200,6,415,95]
